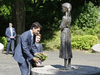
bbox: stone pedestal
[0,43,4,53]
[31,65,100,75]
[31,65,58,75]
[92,44,100,52]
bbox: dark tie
[31,34,36,45]
[33,34,36,44]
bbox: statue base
[59,66,74,70]
[31,65,100,75]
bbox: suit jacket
[14,30,37,63]
[5,27,16,41]
[36,43,43,53]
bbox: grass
[41,30,60,51]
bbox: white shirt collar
[30,29,33,36]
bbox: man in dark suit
[5,23,16,55]
[14,22,42,75]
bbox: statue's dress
[59,16,72,59]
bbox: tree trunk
[98,0,100,6]
[11,0,25,44]
[11,0,25,34]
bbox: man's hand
[33,57,38,62]
[10,36,14,39]
[32,57,41,63]
[33,57,41,67]
[35,62,40,67]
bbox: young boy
[31,33,43,67]
[35,34,43,53]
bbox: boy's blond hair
[36,33,41,39]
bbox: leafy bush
[71,19,100,36]
[72,1,99,29]
[71,29,85,36]
[71,35,98,50]
[0,36,7,48]
[41,29,99,51]
[0,4,11,19]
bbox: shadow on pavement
[51,65,100,75]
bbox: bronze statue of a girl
[59,3,73,70]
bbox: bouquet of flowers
[34,52,47,62]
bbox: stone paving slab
[0,52,21,75]
[0,50,100,75]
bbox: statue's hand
[59,26,61,30]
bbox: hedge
[0,36,7,48]
[71,35,98,50]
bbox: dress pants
[18,61,29,75]
[6,39,14,54]
[18,60,34,75]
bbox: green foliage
[72,1,99,29]
[0,1,12,36]
[71,19,100,37]
[70,25,85,36]
[42,30,99,51]
[0,36,7,48]
[0,0,100,51]
[35,52,48,60]
[71,35,98,50]
[0,4,11,19]
[25,0,62,31]
[41,30,61,50]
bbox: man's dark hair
[31,22,42,29]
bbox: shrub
[94,22,100,34]
[71,35,98,50]
[97,34,100,39]
[72,29,85,36]
[72,1,99,29]
[87,28,96,35]
[0,36,7,48]
[80,22,100,36]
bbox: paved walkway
[0,50,100,75]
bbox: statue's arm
[59,17,65,30]
[67,17,71,28]
[59,21,63,30]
